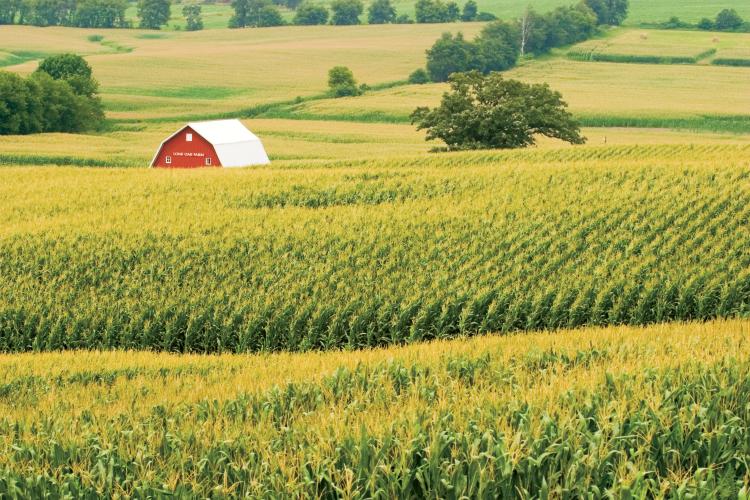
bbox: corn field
[1,145,749,353]
[0,320,748,496]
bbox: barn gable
[151,126,220,168]
[151,119,270,168]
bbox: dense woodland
[0,54,103,134]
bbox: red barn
[150,119,270,168]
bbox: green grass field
[122,0,750,30]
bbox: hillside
[1,319,748,495]
[2,145,749,352]
[1,24,749,167]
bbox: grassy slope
[0,24,749,163]
[1,319,749,495]
[2,146,749,352]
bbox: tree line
[0,0,128,27]
[229,0,498,28]
[0,54,104,135]
[420,0,628,82]
[657,9,748,33]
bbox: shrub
[394,13,412,23]
[697,17,713,30]
[408,68,430,84]
[475,11,495,21]
[328,66,360,97]
[711,58,750,67]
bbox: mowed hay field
[0,24,485,121]
[1,25,750,165]
[2,145,750,353]
[1,320,750,496]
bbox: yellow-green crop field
[1,319,749,496]
[2,145,749,352]
[2,14,750,496]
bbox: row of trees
[0,0,128,27]
[0,0,179,29]
[423,0,628,82]
[660,9,748,33]
[230,0,495,28]
[0,54,104,135]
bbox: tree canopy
[330,0,363,25]
[715,9,743,31]
[367,0,396,24]
[138,0,170,29]
[328,66,360,97]
[411,71,585,150]
[293,2,328,24]
[183,4,203,30]
[35,53,98,97]
[1,54,103,135]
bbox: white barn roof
[151,119,270,168]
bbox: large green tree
[330,0,362,24]
[138,0,170,29]
[411,71,584,150]
[715,8,743,31]
[475,20,519,73]
[367,0,395,24]
[73,0,127,27]
[182,4,202,30]
[583,0,628,26]
[35,53,98,97]
[293,2,328,24]
[425,32,477,82]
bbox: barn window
[186,133,193,142]
[205,157,212,166]
[166,156,172,164]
